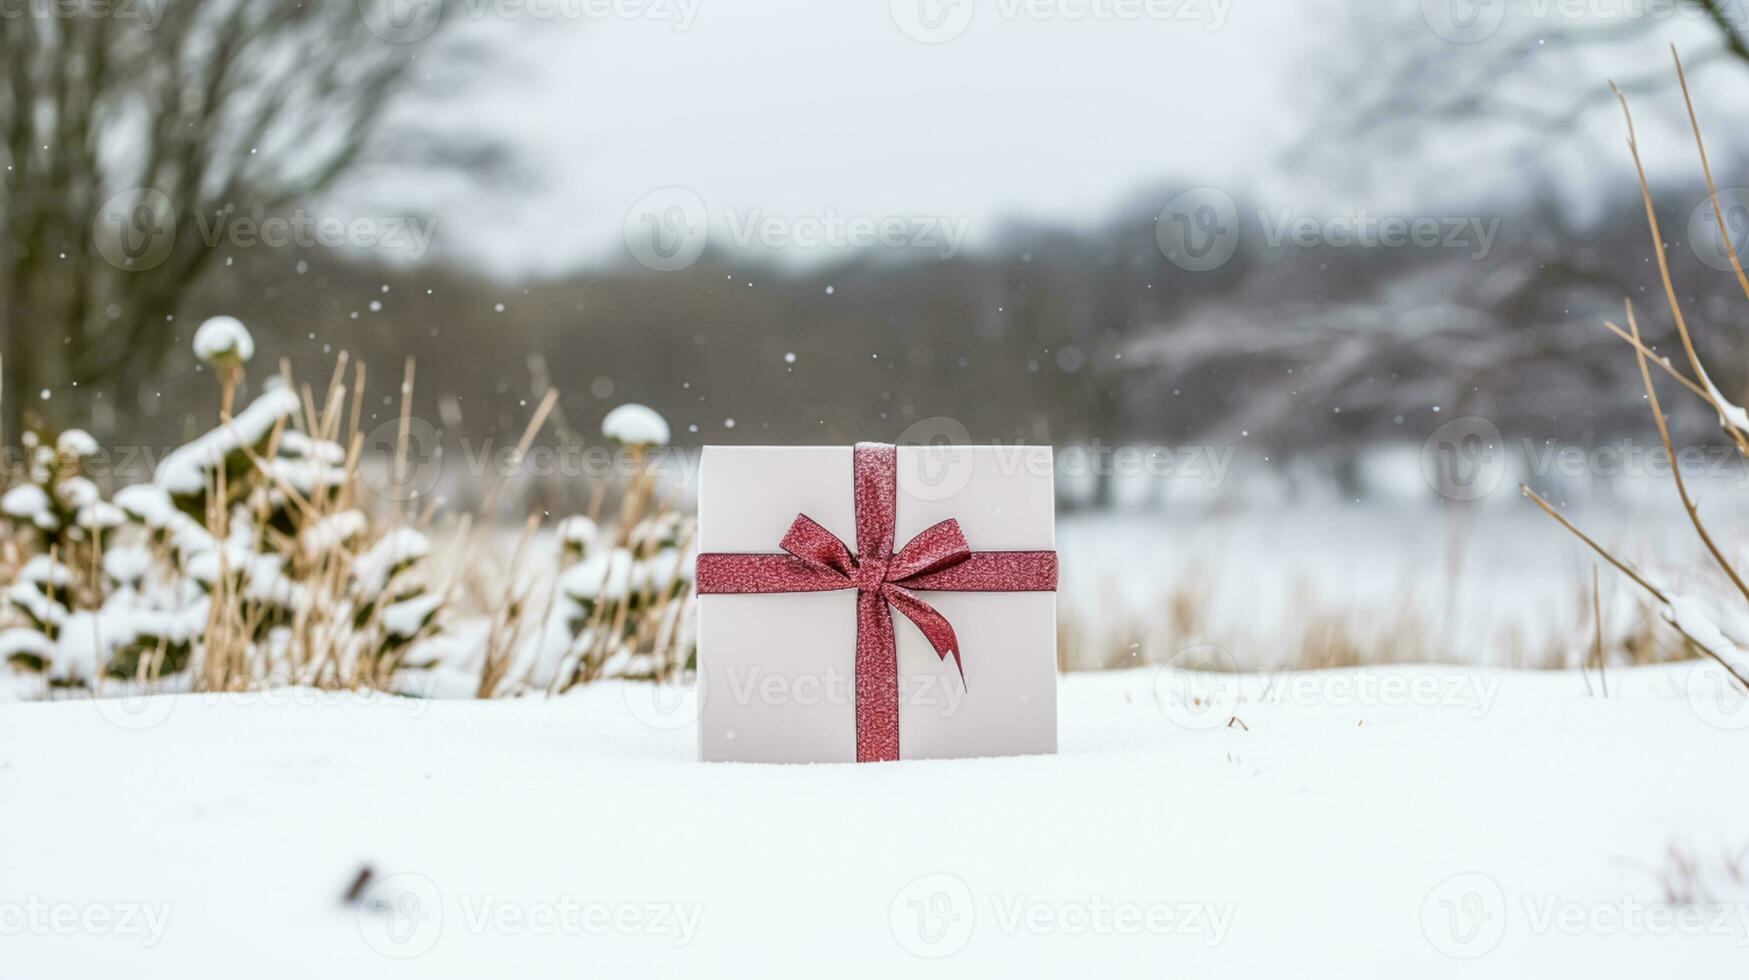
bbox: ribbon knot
[775,511,974,680]
[851,557,889,591]
[695,442,1057,762]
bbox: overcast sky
[344,0,1307,276]
[338,0,1749,279]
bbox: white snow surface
[3,663,1745,978]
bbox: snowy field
[1058,494,1749,670]
[4,662,1747,978]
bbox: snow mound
[55,429,99,458]
[192,315,254,365]
[2,484,52,525]
[602,403,670,446]
[352,529,431,597]
[561,547,633,600]
[558,515,598,546]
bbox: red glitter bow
[695,442,1057,762]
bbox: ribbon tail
[884,585,966,690]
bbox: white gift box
[695,445,1057,763]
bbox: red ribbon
[695,443,1057,762]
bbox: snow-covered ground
[4,662,1746,978]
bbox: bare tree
[1309,0,1749,174]
[0,0,494,435]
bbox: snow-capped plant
[464,438,696,696]
[601,403,669,447]
[193,315,255,369]
[556,515,597,566]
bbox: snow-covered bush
[0,339,696,701]
[451,467,696,698]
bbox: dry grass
[1056,566,1692,676]
[1522,47,1749,695]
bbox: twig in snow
[1593,564,1607,698]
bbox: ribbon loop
[886,518,972,584]
[779,514,856,580]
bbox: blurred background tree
[0,0,496,435]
